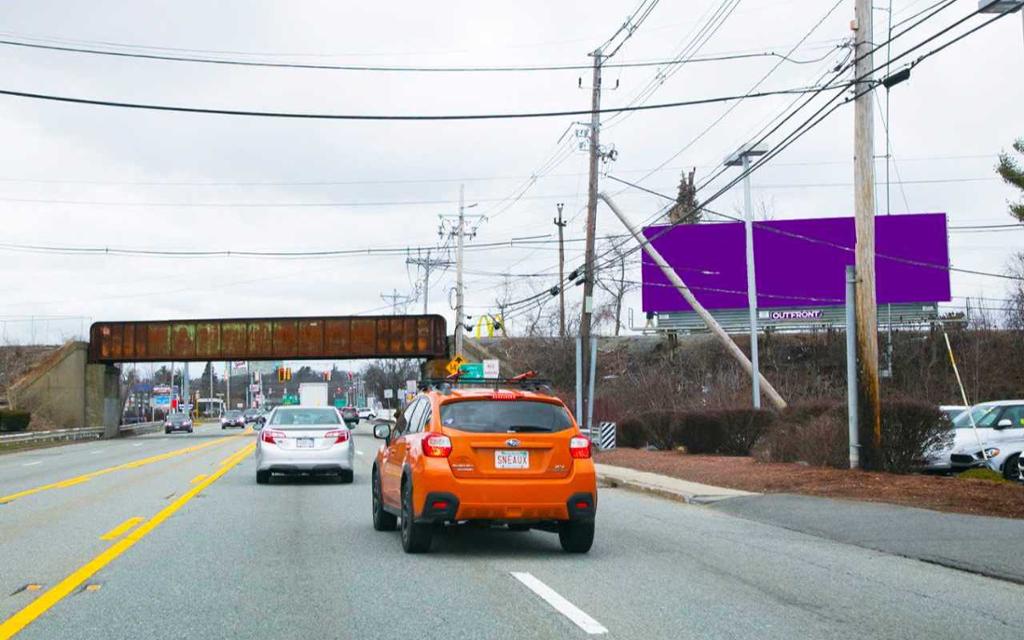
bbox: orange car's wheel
[558,520,594,553]
[372,469,397,531]
[400,479,432,553]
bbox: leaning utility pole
[579,48,603,432]
[406,248,452,315]
[554,202,567,338]
[455,184,466,356]
[853,0,882,460]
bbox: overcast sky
[0,0,1021,346]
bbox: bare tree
[1005,254,1024,330]
[594,236,640,336]
[667,168,701,224]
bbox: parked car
[255,406,354,484]
[949,400,1024,480]
[919,404,968,472]
[221,410,246,429]
[371,381,597,553]
[340,406,359,426]
[164,413,193,434]
[357,407,377,420]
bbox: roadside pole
[555,202,567,339]
[575,336,583,424]
[579,48,603,433]
[854,0,882,460]
[599,192,788,410]
[845,265,860,469]
[225,362,231,410]
[455,184,465,357]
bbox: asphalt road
[1,423,1022,639]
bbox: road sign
[459,363,484,379]
[406,379,418,393]
[483,359,500,378]
[383,389,394,399]
[446,355,467,375]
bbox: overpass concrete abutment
[9,341,121,435]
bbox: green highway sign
[459,363,484,379]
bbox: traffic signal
[322,371,330,381]
[277,368,285,382]
[286,367,292,381]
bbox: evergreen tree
[997,137,1024,221]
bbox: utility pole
[225,361,231,411]
[725,144,767,410]
[579,48,603,433]
[380,289,409,315]
[406,248,452,315]
[456,184,466,356]
[554,202,567,339]
[853,0,882,461]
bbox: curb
[598,474,756,505]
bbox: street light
[724,143,767,409]
[979,0,1024,47]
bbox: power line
[0,82,848,121]
[0,35,807,72]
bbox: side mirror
[373,423,391,442]
[997,418,1013,429]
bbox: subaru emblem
[506,438,521,448]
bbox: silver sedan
[254,407,355,484]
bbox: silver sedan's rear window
[270,409,341,429]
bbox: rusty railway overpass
[9,315,449,437]
[88,314,448,363]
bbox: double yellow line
[0,433,245,505]
[0,442,256,639]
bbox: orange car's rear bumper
[412,459,597,523]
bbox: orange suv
[371,377,597,554]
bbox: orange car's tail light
[261,429,286,445]
[422,434,453,457]
[324,429,350,445]
[569,436,591,459]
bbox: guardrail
[118,421,162,436]
[0,427,105,446]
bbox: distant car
[949,400,1024,480]
[255,406,355,484]
[919,404,968,472]
[340,406,359,426]
[164,413,193,434]
[243,408,261,424]
[357,407,377,420]
[221,410,246,429]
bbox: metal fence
[0,427,105,446]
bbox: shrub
[754,399,948,473]
[0,410,31,432]
[753,406,847,468]
[615,409,776,455]
[877,398,946,474]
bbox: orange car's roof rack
[419,371,553,396]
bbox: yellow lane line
[0,442,255,639]
[0,434,245,505]
[190,474,207,484]
[99,517,144,541]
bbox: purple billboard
[641,213,951,313]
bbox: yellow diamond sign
[446,355,467,375]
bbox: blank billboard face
[641,213,951,313]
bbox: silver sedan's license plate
[495,450,529,469]
[296,438,314,449]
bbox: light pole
[978,0,1024,46]
[725,143,767,409]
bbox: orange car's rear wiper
[507,425,553,433]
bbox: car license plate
[495,450,529,469]
[296,438,314,449]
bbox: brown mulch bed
[597,448,1024,520]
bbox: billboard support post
[599,191,787,410]
[846,265,860,469]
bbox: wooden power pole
[555,202,567,338]
[579,48,603,432]
[854,0,882,461]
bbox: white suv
[949,401,1024,481]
